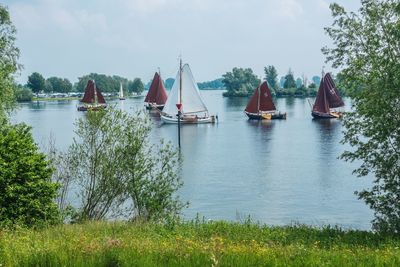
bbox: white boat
[161,59,215,124]
[119,83,125,100]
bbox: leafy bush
[15,87,33,102]
[0,122,60,227]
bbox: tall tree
[264,65,279,90]
[222,67,260,97]
[0,4,20,116]
[27,72,45,96]
[47,77,72,93]
[129,78,144,94]
[283,69,296,89]
[295,78,303,89]
[164,78,175,89]
[323,0,400,233]
[312,76,321,86]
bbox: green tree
[295,78,303,89]
[47,77,72,93]
[0,122,60,227]
[323,0,400,233]
[66,108,185,221]
[312,76,321,86]
[283,69,296,89]
[264,65,279,90]
[14,86,33,102]
[222,67,260,97]
[27,72,45,96]
[129,78,144,95]
[164,78,175,89]
[0,4,20,116]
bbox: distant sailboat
[144,72,168,110]
[161,59,215,124]
[77,80,107,111]
[311,73,344,119]
[119,83,125,100]
[245,81,286,120]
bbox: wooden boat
[77,80,107,111]
[144,72,167,110]
[245,81,286,120]
[311,73,344,119]
[119,83,125,100]
[160,59,216,124]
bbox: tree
[264,65,279,90]
[312,76,321,86]
[283,69,296,89]
[27,72,45,96]
[295,78,303,89]
[0,4,20,116]
[0,122,60,227]
[47,77,72,93]
[222,67,260,97]
[164,78,175,89]
[323,0,400,233]
[65,108,185,221]
[129,78,144,95]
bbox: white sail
[163,64,208,116]
[119,83,124,98]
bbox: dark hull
[77,105,107,112]
[145,103,164,111]
[245,111,287,120]
[311,111,340,119]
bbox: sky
[4,0,361,84]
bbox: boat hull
[161,114,216,124]
[311,111,341,119]
[245,111,287,120]
[77,104,107,112]
[145,103,164,111]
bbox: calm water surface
[13,91,374,229]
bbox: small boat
[245,81,286,120]
[160,59,216,124]
[144,71,168,110]
[119,83,125,100]
[311,73,344,119]
[77,80,107,111]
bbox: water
[12,91,374,230]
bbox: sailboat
[245,81,286,120]
[144,72,168,110]
[77,80,107,111]
[160,59,216,124]
[311,73,344,119]
[119,83,125,100]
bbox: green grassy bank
[0,221,399,266]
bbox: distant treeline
[145,78,225,90]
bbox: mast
[94,80,98,104]
[257,84,260,113]
[179,58,182,107]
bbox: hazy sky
[5,0,360,84]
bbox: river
[12,90,374,230]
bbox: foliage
[14,86,33,102]
[64,108,184,221]
[129,78,144,94]
[283,69,296,89]
[308,82,317,89]
[27,72,45,96]
[0,4,20,116]
[46,77,72,93]
[76,73,122,93]
[222,67,260,97]
[323,0,400,233]
[275,87,317,97]
[264,65,279,90]
[197,78,224,90]
[164,78,175,89]
[1,221,400,266]
[312,75,321,86]
[0,122,60,227]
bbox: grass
[0,220,399,266]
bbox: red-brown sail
[145,72,167,105]
[312,73,343,114]
[245,81,276,113]
[80,80,106,104]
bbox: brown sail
[145,72,168,105]
[245,81,276,113]
[312,73,343,114]
[80,80,106,104]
